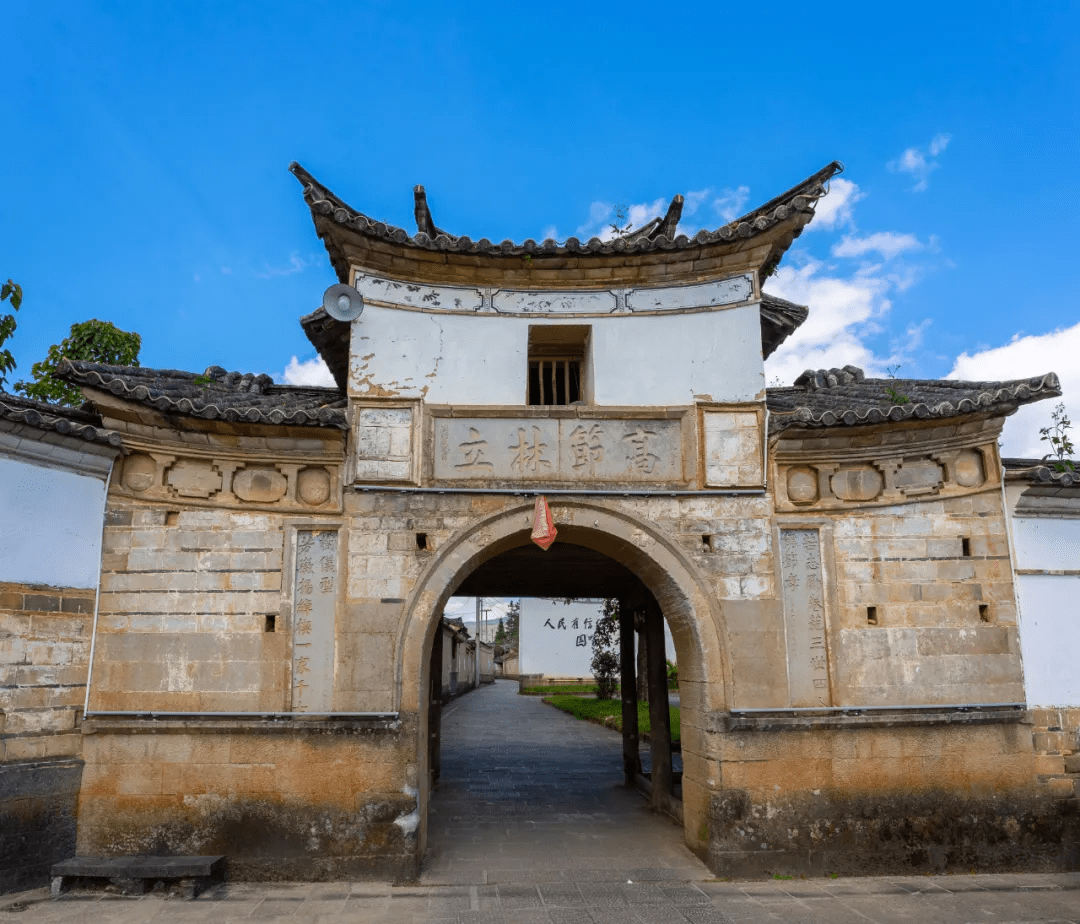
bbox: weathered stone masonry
[9,161,1074,884]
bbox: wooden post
[428,623,444,786]
[618,598,641,784]
[645,600,672,806]
[636,615,649,704]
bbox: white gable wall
[348,303,765,406]
[1010,515,1080,706]
[0,454,110,589]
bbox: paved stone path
[2,679,1078,922]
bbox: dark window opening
[979,604,990,623]
[867,606,879,626]
[527,325,590,405]
[416,532,428,551]
[961,537,971,557]
[264,614,276,633]
[165,510,179,526]
[528,359,581,405]
[702,534,713,551]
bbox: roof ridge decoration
[0,390,123,446]
[58,360,348,429]
[288,160,843,260]
[767,366,1061,432]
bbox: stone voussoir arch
[396,498,731,717]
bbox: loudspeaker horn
[322,283,364,322]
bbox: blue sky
[4,2,1079,455]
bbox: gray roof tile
[58,361,348,429]
[767,365,1061,433]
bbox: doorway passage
[422,678,710,886]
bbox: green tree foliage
[1040,402,1076,473]
[0,279,23,389]
[494,618,506,645]
[589,599,620,700]
[16,319,141,406]
[503,600,520,646]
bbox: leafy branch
[1040,402,1076,473]
[0,279,23,389]
[884,363,910,405]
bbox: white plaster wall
[1011,517,1079,571]
[349,304,765,406]
[0,457,107,588]
[1016,574,1080,705]
[1011,516,1080,706]
[519,598,675,679]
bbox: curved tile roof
[58,361,348,429]
[290,160,842,260]
[767,365,1061,433]
[0,391,122,446]
[1002,457,1080,487]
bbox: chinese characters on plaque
[291,530,338,712]
[434,418,681,483]
[779,529,832,707]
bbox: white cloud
[832,231,923,261]
[764,258,894,385]
[888,133,951,192]
[254,252,316,279]
[541,224,559,242]
[948,322,1080,458]
[279,355,336,387]
[807,178,864,232]
[713,185,750,223]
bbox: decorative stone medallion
[786,467,818,504]
[166,460,222,499]
[954,449,986,488]
[831,467,883,502]
[122,453,157,492]
[297,467,332,506]
[233,466,288,503]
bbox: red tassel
[531,495,557,550]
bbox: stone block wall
[92,504,288,712]
[706,720,1077,876]
[76,720,416,880]
[0,581,93,894]
[828,491,1023,706]
[0,581,93,760]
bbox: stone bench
[50,855,225,899]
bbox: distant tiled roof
[1002,457,1080,488]
[0,391,122,446]
[760,293,809,359]
[291,160,842,272]
[58,361,348,429]
[767,365,1061,433]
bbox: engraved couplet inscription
[292,530,338,712]
[779,529,832,707]
[433,418,681,483]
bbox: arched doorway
[396,499,731,864]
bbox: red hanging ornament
[531,495,557,550]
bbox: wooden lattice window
[527,325,590,405]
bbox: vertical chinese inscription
[292,529,338,712]
[779,529,832,707]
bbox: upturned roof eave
[290,160,841,287]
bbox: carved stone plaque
[702,409,762,487]
[291,530,338,713]
[433,417,682,483]
[779,529,832,708]
[355,406,413,482]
